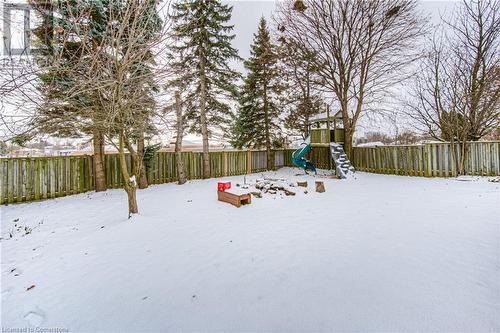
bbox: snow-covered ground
[2,168,499,332]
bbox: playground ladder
[330,143,355,179]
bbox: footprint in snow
[1,287,14,299]
[24,307,46,327]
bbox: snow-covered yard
[1,168,499,332]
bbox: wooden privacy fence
[0,149,297,205]
[352,141,500,177]
[4,141,497,205]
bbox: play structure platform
[291,108,355,178]
[291,141,354,178]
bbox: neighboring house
[43,145,78,156]
[162,144,227,152]
[56,149,77,156]
[6,148,43,157]
[356,141,386,148]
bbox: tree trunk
[175,91,187,185]
[450,139,468,176]
[137,131,148,189]
[459,140,468,175]
[263,84,273,170]
[118,132,139,218]
[343,127,354,160]
[339,100,355,159]
[93,128,107,192]
[199,55,210,179]
[126,186,138,216]
[450,139,459,176]
[303,114,310,140]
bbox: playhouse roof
[308,110,342,124]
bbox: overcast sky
[225,0,459,68]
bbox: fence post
[223,151,228,177]
[270,150,276,170]
[423,144,430,177]
[0,160,4,205]
[246,150,252,174]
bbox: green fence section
[0,149,298,205]
[0,156,94,204]
[352,141,500,177]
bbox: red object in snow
[218,181,231,192]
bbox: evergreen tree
[167,0,241,178]
[30,0,119,192]
[232,17,284,169]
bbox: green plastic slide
[291,143,316,174]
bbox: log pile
[488,176,500,183]
[235,175,326,198]
[236,178,297,198]
[255,179,296,196]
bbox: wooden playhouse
[299,110,346,170]
[308,110,345,147]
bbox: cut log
[271,183,285,190]
[315,181,325,193]
[297,181,308,187]
[250,191,262,198]
[283,189,296,196]
[255,181,266,190]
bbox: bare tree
[407,0,499,174]
[275,0,427,157]
[92,1,168,216]
[174,91,187,185]
[276,35,324,139]
[30,0,171,217]
[452,1,500,141]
